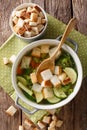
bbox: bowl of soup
[12,39,83,111]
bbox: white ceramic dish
[9,3,48,42]
[12,39,83,114]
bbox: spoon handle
[51,17,77,60]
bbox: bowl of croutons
[12,39,83,114]
[9,3,47,42]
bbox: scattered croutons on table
[5,105,17,116]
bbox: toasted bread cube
[9,55,16,64]
[6,105,17,116]
[37,17,42,24]
[41,69,53,81]
[12,16,18,24]
[21,56,31,68]
[30,72,37,84]
[41,19,46,24]
[12,10,16,17]
[47,109,56,115]
[32,7,39,14]
[41,80,52,87]
[43,87,53,99]
[41,45,49,53]
[24,18,31,23]
[30,13,38,22]
[49,47,62,58]
[37,121,46,129]
[15,8,26,17]
[24,23,31,30]
[22,12,30,19]
[3,57,10,65]
[37,24,44,32]
[39,11,45,18]
[13,25,26,35]
[19,125,24,130]
[34,5,41,12]
[52,115,57,121]
[56,120,63,127]
[31,47,41,57]
[27,6,33,13]
[24,31,32,37]
[31,27,39,35]
[58,73,67,82]
[54,66,62,75]
[23,119,33,129]
[50,75,61,87]
[17,18,24,28]
[48,127,56,130]
[49,120,56,128]
[42,116,51,124]
[32,83,43,92]
[29,21,37,26]
[62,77,71,85]
[33,128,39,130]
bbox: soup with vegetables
[16,45,77,104]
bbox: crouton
[58,73,67,83]
[37,24,44,32]
[47,109,56,115]
[6,105,17,116]
[62,76,71,85]
[32,7,40,14]
[40,69,53,81]
[52,115,57,121]
[42,115,51,124]
[21,12,30,19]
[24,18,31,23]
[42,87,53,99]
[17,18,24,28]
[30,72,37,84]
[56,120,63,127]
[50,75,61,87]
[27,6,33,13]
[30,13,38,22]
[15,8,26,17]
[31,27,39,35]
[12,16,18,24]
[24,23,31,30]
[31,47,41,58]
[19,125,24,130]
[32,83,43,92]
[54,66,62,75]
[48,127,56,130]
[37,121,46,129]
[41,80,52,87]
[13,25,26,35]
[49,120,56,128]
[24,31,32,37]
[21,56,31,68]
[9,55,16,64]
[37,17,42,24]
[29,21,37,26]
[39,11,45,18]
[41,19,46,24]
[34,5,41,12]
[33,128,39,130]
[41,45,49,53]
[3,57,10,65]
[49,47,62,58]
[23,119,33,129]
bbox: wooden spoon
[36,17,77,83]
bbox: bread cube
[31,47,41,57]
[58,73,67,82]
[50,75,61,87]
[42,115,51,124]
[47,109,56,115]
[6,105,17,116]
[15,8,26,17]
[24,18,31,23]
[29,21,37,26]
[49,120,56,128]
[13,25,26,35]
[62,76,71,85]
[43,87,53,99]
[3,57,10,65]
[41,69,53,81]
[17,18,24,28]
[31,27,39,35]
[9,55,16,64]
[39,11,45,18]
[12,16,18,24]
[24,23,31,30]
[48,127,56,130]
[37,24,44,32]
[19,125,24,130]
[23,119,33,129]
[22,12,30,19]
[24,31,32,38]
[49,47,62,58]
[56,120,63,127]
[34,5,41,12]
[41,45,49,53]
[37,121,46,129]
[30,13,38,22]
[30,72,37,84]
[32,7,40,14]
[21,56,31,68]
[27,6,33,13]
[41,19,46,24]
[52,115,57,121]
[41,80,52,87]
[33,128,39,130]
[32,83,43,92]
[37,17,42,24]
[54,66,62,75]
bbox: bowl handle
[15,95,38,115]
[56,35,78,53]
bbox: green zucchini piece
[17,76,28,86]
[18,82,33,96]
[53,87,67,99]
[34,91,43,103]
[47,95,61,104]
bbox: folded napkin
[0,14,87,123]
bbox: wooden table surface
[0,0,87,130]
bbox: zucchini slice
[17,76,28,86]
[47,95,61,104]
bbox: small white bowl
[12,39,83,113]
[9,3,48,42]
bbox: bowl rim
[9,3,48,40]
[12,39,83,109]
